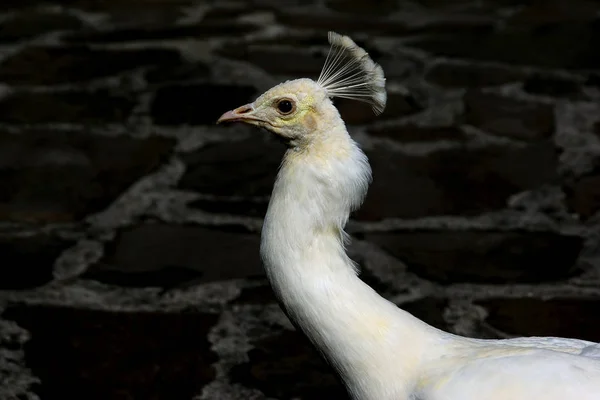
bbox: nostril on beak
[237,106,252,114]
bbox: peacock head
[217,32,387,147]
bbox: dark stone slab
[230,330,348,400]
[409,19,600,69]
[325,0,399,15]
[505,0,600,28]
[2,0,193,10]
[84,223,264,287]
[151,84,257,125]
[2,304,219,400]
[368,124,466,142]
[335,92,424,125]
[217,45,326,78]
[0,90,135,124]
[477,297,600,342]
[587,73,600,88]
[0,130,174,223]
[0,46,181,85]
[522,74,583,98]
[0,233,73,290]
[409,15,494,36]
[413,0,522,9]
[356,141,558,220]
[187,198,269,218]
[225,32,331,48]
[0,11,85,42]
[202,4,275,21]
[233,281,277,305]
[63,21,258,44]
[3,0,194,27]
[564,173,600,219]
[1,0,46,8]
[425,62,525,88]
[179,136,283,199]
[83,265,205,290]
[275,9,408,34]
[364,230,583,284]
[217,34,384,79]
[145,61,211,84]
[402,298,449,331]
[357,262,393,295]
[88,1,192,25]
[275,8,490,35]
[463,90,555,141]
[378,57,423,80]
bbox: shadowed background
[0,0,599,399]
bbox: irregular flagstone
[151,84,257,125]
[0,46,182,85]
[522,74,584,98]
[275,8,408,33]
[0,233,74,290]
[0,90,135,124]
[364,230,583,283]
[0,11,86,42]
[2,304,219,400]
[217,45,326,78]
[202,4,277,21]
[187,198,269,218]
[564,173,600,219]
[180,135,282,217]
[275,7,492,35]
[409,19,600,69]
[335,92,423,125]
[368,124,466,142]
[462,90,556,141]
[476,297,600,342]
[230,329,348,400]
[84,223,264,287]
[0,130,174,223]
[356,141,558,220]
[179,136,283,198]
[145,61,211,84]
[232,281,277,305]
[63,21,259,44]
[425,62,526,88]
[325,0,400,15]
[401,297,449,331]
[410,0,522,9]
[505,0,599,28]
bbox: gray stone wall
[0,1,599,399]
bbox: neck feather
[260,128,441,398]
[262,127,371,273]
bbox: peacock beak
[217,103,259,124]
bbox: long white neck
[260,125,446,399]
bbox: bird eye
[276,99,295,115]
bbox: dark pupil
[278,100,293,113]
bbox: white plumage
[218,31,600,400]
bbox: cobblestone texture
[0,1,599,399]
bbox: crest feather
[317,32,387,115]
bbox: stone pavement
[0,0,599,399]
